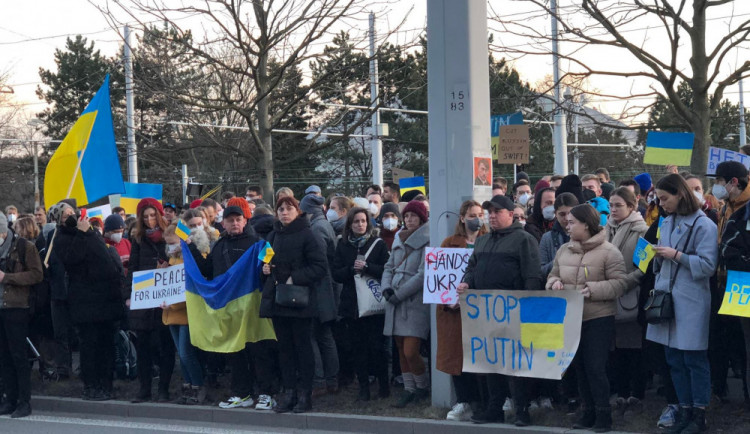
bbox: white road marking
[4,414,267,433]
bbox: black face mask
[65,215,78,228]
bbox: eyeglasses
[513,216,526,221]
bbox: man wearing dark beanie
[555,174,585,204]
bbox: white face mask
[382,217,398,231]
[712,183,729,201]
[368,203,379,216]
[542,206,556,221]
[326,209,340,222]
[195,224,204,231]
[693,190,706,206]
[215,214,223,223]
[7,214,16,223]
[518,193,531,206]
[167,244,180,255]
[109,232,123,243]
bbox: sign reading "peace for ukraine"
[130,264,186,310]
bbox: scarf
[348,232,371,249]
[145,226,163,244]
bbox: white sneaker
[502,397,514,411]
[254,394,275,411]
[446,402,473,421]
[539,397,554,410]
[219,395,254,409]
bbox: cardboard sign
[392,168,415,184]
[130,264,186,310]
[497,125,530,165]
[423,248,472,305]
[718,270,750,317]
[491,112,524,160]
[706,146,750,176]
[460,289,584,379]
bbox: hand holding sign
[423,248,472,304]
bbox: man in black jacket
[188,206,277,410]
[458,194,542,427]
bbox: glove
[382,288,395,302]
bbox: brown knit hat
[402,200,428,223]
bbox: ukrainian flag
[44,75,125,209]
[175,220,190,241]
[399,176,426,196]
[633,237,656,273]
[182,239,276,353]
[120,182,163,215]
[133,271,155,291]
[519,296,567,349]
[643,131,694,166]
[258,241,275,263]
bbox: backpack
[113,329,138,380]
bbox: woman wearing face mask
[684,175,718,224]
[127,198,175,403]
[378,202,402,251]
[331,207,391,402]
[194,206,220,247]
[525,188,557,242]
[160,222,211,405]
[436,200,487,422]
[605,187,649,416]
[326,196,353,236]
[547,204,628,432]
[103,214,131,275]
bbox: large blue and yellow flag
[181,239,276,352]
[643,131,694,166]
[44,75,125,209]
[120,182,163,215]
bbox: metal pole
[740,79,747,147]
[551,0,568,175]
[124,25,138,182]
[33,141,40,209]
[182,164,188,205]
[369,12,383,186]
[574,147,580,175]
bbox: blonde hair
[14,217,39,241]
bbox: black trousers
[452,372,478,403]
[575,316,615,410]
[273,317,314,391]
[135,324,175,393]
[344,315,388,386]
[0,308,31,405]
[613,348,646,399]
[483,374,510,414]
[50,299,72,375]
[76,321,116,392]
[229,340,277,397]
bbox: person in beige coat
[547,204,628,433]
[605,187,649,415]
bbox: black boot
[273,389,297,413]
[592,407,612,433]
[132,379,151,403]
[0,401,16,416]
[378,375,390,399]
[572,407,595,429]
[293,390,312,413]
[666,407,693,434]
[681,407,707,434]
[10,402,31,419]
[515,406,531,427]
[357,385,371,402]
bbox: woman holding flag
[260,196,328,414]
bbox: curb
[31,395,585,433]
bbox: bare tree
[491,1,750,175]
[95,0,406,196]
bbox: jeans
[169,325,203,387]
[575,315,615,410]
[344,315,388,387]
[664,346,711,407]
[135,324,175,394]
[76,320,116,392]
[613,348,646,399]
[50,299,72,375]
[229,340,276,397]
[273,317,314,391]
[312,320,339,389]
[0,309,31,404]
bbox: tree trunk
[689,1,710,176]
[257,50,274,203]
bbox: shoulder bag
[354,238,385,317]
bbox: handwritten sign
[718,270,750,317]
[491,112,524,160]
[130,264,186,310]
[460,289,583,379]
[706,146,750,176]
[423,248,472,305]
[497,125,530,165]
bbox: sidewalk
[32,395,630,434]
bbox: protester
[221,191,236,207]
[550,175,564,189]
[226,197,253,219]
[525,187,556,242]
[684,175,718,223]
[383,182,401,203]
[201,198,224,234]
[327,196,352,236]
[246,185,265,203]
[582,174,610,226]
[459,194,541,426]
[128,198,175,403]
[103,214,131,274]
[437,200,487,421]
[306,185,323,196]
[618,179,646,217]
[368,192,383,219]
[513,205,527,226]
[249,205,275,240]
[163,202,178,224]
[557,174,585,203]
[276,187,295,201]
[365,184,382,197]
[595,168,615,199]
[493,176,508,195]
[260,196,328,413]
[547,204,628,432]
[112,206,127,220]
[540,193,579,279]
[331,207,391,401]
[381,200,430,408]
[4,206,18,228]
[378,202,402,250]
[514,180,532,206]
[605,187,649,415]
[34,206,47,229]
[0,212,43,418]
[646,174,718,434]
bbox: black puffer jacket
[331,235,389,319]
[250,214,275,240]
[127,234,167,331]
[190,224,260,279]
[53,224,124,324]
[259,215,328,319]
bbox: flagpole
[65,143,88,199]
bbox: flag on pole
[175,219,191,241]
[44,75,125,209]
[120,182,163,215]
[258,241,275,263]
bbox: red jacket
[105,237,132,276]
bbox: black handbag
[274,277,310,309]
[643,216,700,325]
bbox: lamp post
[27,118,44,209]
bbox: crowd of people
[0,162,748,433]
